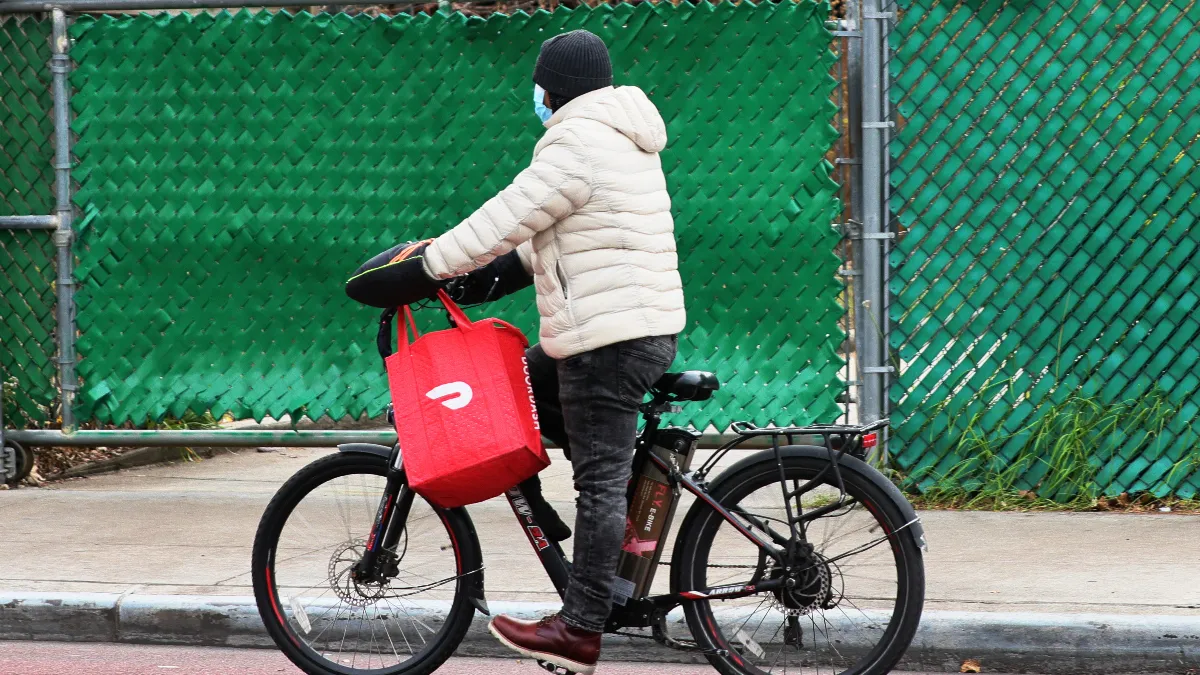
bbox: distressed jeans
[520,335,677,632]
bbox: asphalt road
[0,641,1033,675]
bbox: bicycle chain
[658,560,758,569]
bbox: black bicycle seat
[654,371,720,402]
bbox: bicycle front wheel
[673,448,925,675]
[251,451,481,675]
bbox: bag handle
[375,291,473,361]
[396,305,420,348]
[436,289,473,329]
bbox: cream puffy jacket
[422,85,686,359]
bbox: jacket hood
[547,86,668,153]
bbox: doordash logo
[425,382,473,410]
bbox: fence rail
[0,0,330,9]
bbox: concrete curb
[1,592,1197,673]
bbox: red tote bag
[385,290,548,508]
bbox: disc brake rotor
[328,539,387,606]
[773,552,836,615]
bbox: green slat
[889,0,1200,500]
[68,3,844,431]
[1,15,57,427]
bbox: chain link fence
[1,1,846,436]
[887,0,1200,499]
[7,0,1195,500]
[1,15,58,427]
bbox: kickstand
[652,613,730,657]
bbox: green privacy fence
[0,16,57,427]
[889,0,1200,498]
[60,1,843,429]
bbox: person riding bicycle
[345,29,685,675]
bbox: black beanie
[533,30,613,100]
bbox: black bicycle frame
[357,417,889,635]
[490,413,892,618]
[364,304,890,626]
[358,407,889,631]
[499,448,789,614]
[504,481,574,597]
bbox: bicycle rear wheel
[252,451,481,675]
[672,448,925,675]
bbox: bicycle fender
[698,445,926,552]
[337,442,392,458]
[450,507,490,616]
[335,442,491,615]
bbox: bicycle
[252,308,927,675]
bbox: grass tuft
[901,388,1200,511]
[151,411,222,462]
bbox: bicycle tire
[672,447,925,675]
[14,442,33,483]
[3,441,33,485]
[252,451,481,675]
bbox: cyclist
[346,29,684,675]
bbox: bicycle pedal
[535,660,577,675]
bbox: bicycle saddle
[654,371,720,402]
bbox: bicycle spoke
[379,604,402,661]
[734,597,770,637]
[762,614,786,671]
[384,597,416,655]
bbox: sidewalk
[2,446,1198,672]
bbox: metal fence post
[879,0,895,460]
[51,8,78,432]
[857,0,891,427]
[844,0,865,424]
[1,378,7,479]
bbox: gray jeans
[524,335,677,632]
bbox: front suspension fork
[356,444,414,581]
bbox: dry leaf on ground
[960,659,982,673]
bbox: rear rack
[691,419,892,548]
[694,419,888,483]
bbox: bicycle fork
[354,444,413,583]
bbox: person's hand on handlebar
[443,250,533,305]
[346,240,533,309]
[344,240,442,308]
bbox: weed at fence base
[27,410,223,480]
[900,389,1200,509]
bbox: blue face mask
[533,84,552,123]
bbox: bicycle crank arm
[676,577,785,602]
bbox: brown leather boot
[488,613,600,674]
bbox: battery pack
[612,428,699,604]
